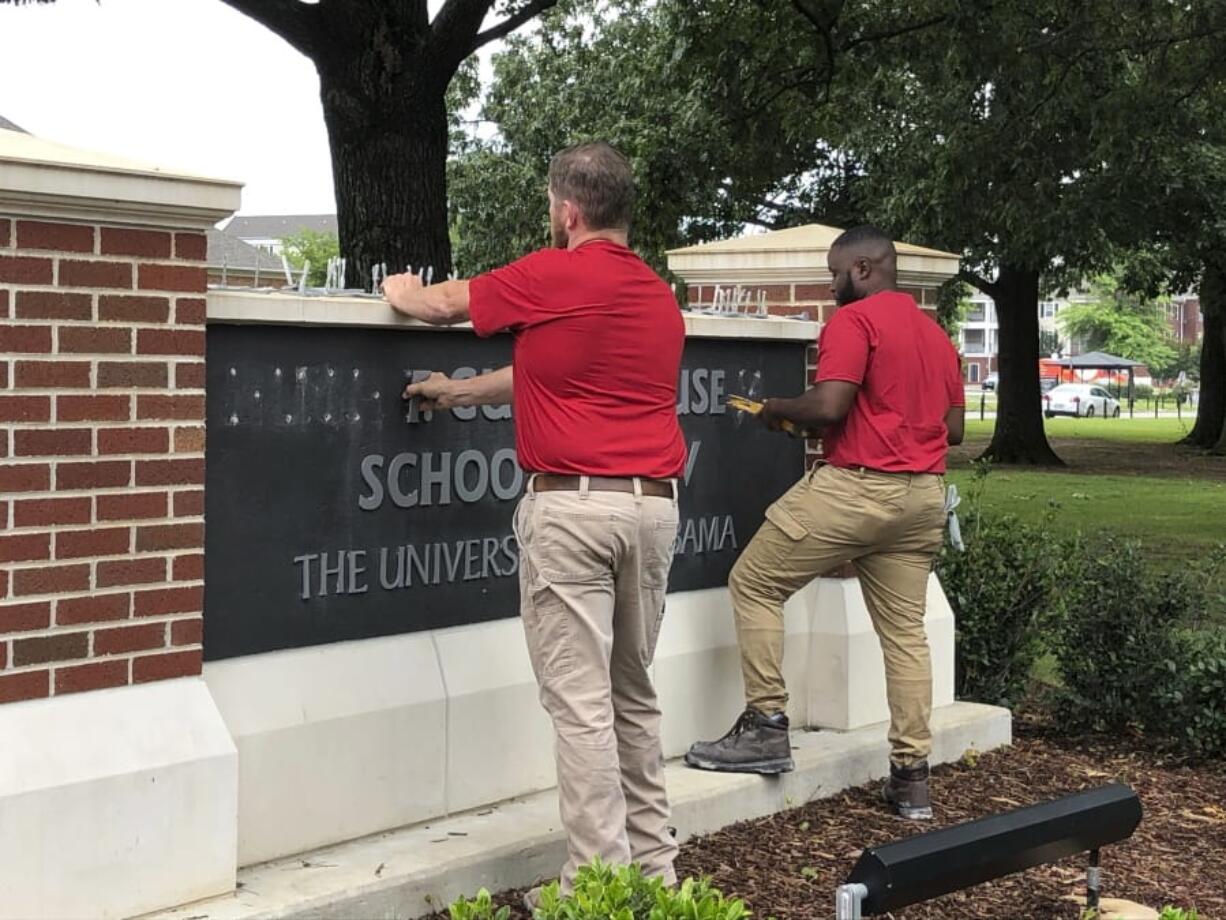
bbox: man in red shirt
[685,225,964,821]
[383,142,685,900]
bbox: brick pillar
[0,219,207,703]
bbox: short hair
[831,224,897,258]
[548,142,635,231]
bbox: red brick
[0,218,9,247]
[133,649,201,683]
[174,362,205,389]
[12,564,90,596]
[55,460,130,490]
[0,568,6,597]
[56,395,130,423]
[171,617,203,646]
[14,290,92,320]
[137,395,203,421]
[174,297,206,325]
[58,326,132,354]
[136,328,204,356]
[0,255,53,284]
[12,631,89,666]
[14,428,91,457]
[795,284,835,302]
[687,286,705,304]
[0,325,52,353]
[173,491,204,518]
[0,361,7,387]
[0,532,51,564]
[136,523,202,552]
[59,259,133,289]
[97,426,169,455]
[136,458,203,486]
[0,641,5,669]
[94,622,165,655]
[96,491,168,521]
[173,426,205,452]
[134,585,202,618]
[55,527,130,559]
[172,552,204,580]
[0,601,51,632]
[100,227,171,259]
[56,592,130,626]
[98,294,169,323]
[0,462,50,492]
[14,360,91,388]
[0,430,7,458]
[55,659,128,695]
[97,361,168,388]
[820,304,840,322]
[16,220,95,253]
[0,669,49,703]
[138,263,206,293]
[13,497,91,527]
[97,556,167,588]
[0,289,8,318]
[174,233,207,261]
[0,395,51,422]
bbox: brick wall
[0,217,206,704]
[686,281,937,322]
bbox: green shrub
[1158,907,1200,920]
[1156,627,1226,758]
[450,861,749,920]
[936,465,1069,707]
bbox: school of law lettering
[204,324,804,660]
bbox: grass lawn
[949,416,1225,566]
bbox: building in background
[1168,295,1204,344]
[207,228,287,288]
[223,213,337,255]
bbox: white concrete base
[204,575,957,868]
[0,678,237,920]
[140,702,1011,920]
[807,573,955,730]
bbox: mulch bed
[949,436,1226,481]
[433,720,1226,919]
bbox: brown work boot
[684,708,794,774]
[882,760,933,820]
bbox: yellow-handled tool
[727,394,814,438]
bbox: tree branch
[960,269,997,296]
[218,0,317,56]
[838,14,949,54]
[469,0,558,56]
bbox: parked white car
[1044,383,1120,419]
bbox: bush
[448,861,749,920]
[936,464,1069,707]
[1056,542,1226,756]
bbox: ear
[853,255,872,281]
[564,200,582,230]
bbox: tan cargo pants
[729,463,946,765]
[514,477,680,892]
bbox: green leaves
[448,860,750,920]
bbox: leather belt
[531,474,675,498]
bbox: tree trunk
[979,264,1064,465]
[1186,262,1225,449]
[317,59,453,287]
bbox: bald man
[685,225,965,821]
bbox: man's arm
[403,366,513,410]
[945,405,965,445]
[385,273,471,325]
[761,381,860,432]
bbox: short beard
[834,276,858,307]
[550,218,568,249]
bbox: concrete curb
[142,702,1011,920]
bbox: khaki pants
[514,478,680,892]
[729,464,946,765]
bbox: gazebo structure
[1053,351,1142,405]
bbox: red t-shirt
[815,291,964,474]
[468,240,687,479]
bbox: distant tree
[1058,274,1177,374]
[281,230,340,287]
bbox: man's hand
[384,272,425,315]
[760,398,789,432]
[404,372,458,411]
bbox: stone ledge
[140,701,1011,920]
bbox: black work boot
[882,760,933,820]
[684,708,794,774]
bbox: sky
[0,0,501,218]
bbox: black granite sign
[204,323,806,660]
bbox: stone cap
[0,128,242,229]
[667,223,960,287]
